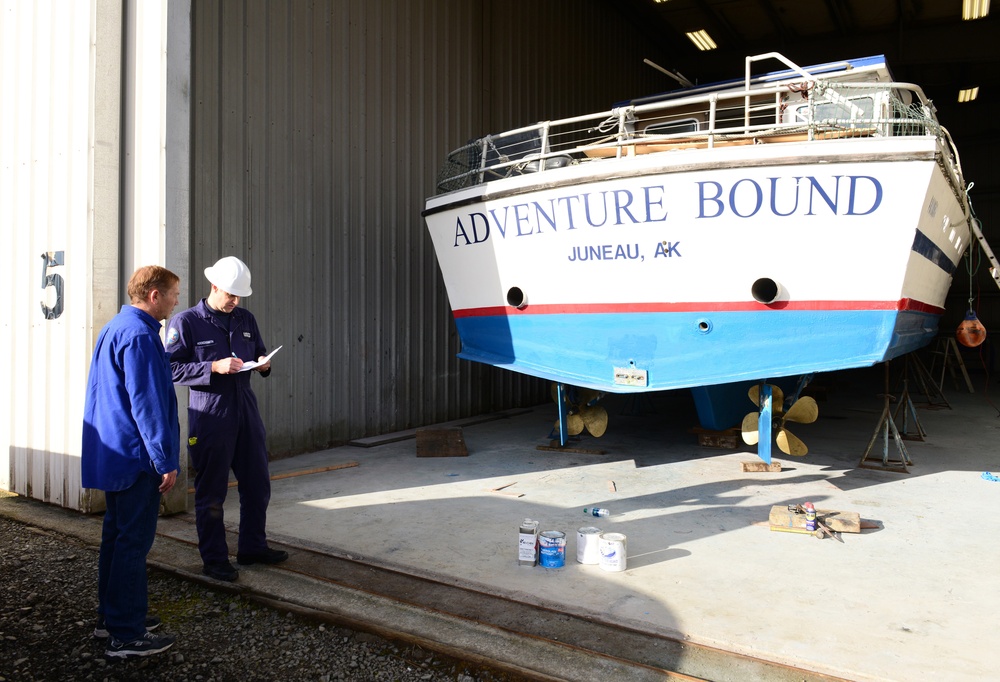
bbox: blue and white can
[538,530,566,568]
[599,532,627,572]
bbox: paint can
[576,526,602,564]
[518,518,539,567]
[599,532,627,572]
[538,530,566,568]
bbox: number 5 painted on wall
[40,251,65,320]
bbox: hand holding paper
[239,345,283,372]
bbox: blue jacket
[81,305,180,491]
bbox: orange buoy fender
[957,310,987,348]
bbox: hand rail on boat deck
[433,75,952,194]
[538,124,551,171]
[744,52,820,134]
[707,94,718,148]
[745,54,871,132]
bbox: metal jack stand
[930,336,975,394]
[553,383,569,447]
[541,383,607,454]
[904,351,951,410]
[858,362,912,473]
[892,355,928,441]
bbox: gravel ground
[0,516,528,682]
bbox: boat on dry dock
[423,52,978,440]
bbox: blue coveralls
[166,299,271,564]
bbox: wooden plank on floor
[536,444,606,455]
[348,409,533,448]
[187,461,360,494]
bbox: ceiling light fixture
[686,30,717,51]
[958,87,979,103]
[962,0,990,20]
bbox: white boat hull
[424,137,969,396]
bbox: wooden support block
[416,426,468,457]
[742,461,782,472]
[691,427,742,449]
[769,505,861,533]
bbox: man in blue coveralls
[167,256,288,582]
[82,265,180,659]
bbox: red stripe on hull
[452,298,944,319]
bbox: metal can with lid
[538,530,566,568]
[518,518,539,566]
[598,532,627,572]
[577,526,602,564]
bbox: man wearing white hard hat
[166,256,288,582]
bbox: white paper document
[239,345,283,372]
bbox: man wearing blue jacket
[167,256,287,582]
[82,265,180,659]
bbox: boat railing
[434,77,948,195]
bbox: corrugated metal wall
[0,0,96,503]
[1,0,191,510]
[191,0,672,455]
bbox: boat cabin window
[643,118,700,136]
[791,96,875,125]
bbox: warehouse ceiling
[616,0,998,151]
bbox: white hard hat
[204,256,253,297]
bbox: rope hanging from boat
[964,185,980,310]
[591,114,620,134]
[787,80,814,98]
[956,184,987,348]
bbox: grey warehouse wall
[190,0,674,456]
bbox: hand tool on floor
[814,516,844,543]
[791,504,843,542]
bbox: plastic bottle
[803,502,817,532]
[584,507,610,517]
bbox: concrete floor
[5,362,995,680]
[194,363,998,681]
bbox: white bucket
[598,532,627,572]
[576,526,602,564]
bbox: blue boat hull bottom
[456,308,939,429]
